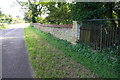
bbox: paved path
[1,24,34,78]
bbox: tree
[17,0,73,24]
[0,8,13,23]
[16,0,39,23]
[72,2,120,26]
[45,2,73,24]
[113,2,120,27]
[4,15,13,23]
[72,3,107,22]
[17,0,120,27]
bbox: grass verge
[0,23,8,30]
[24,26,118,78]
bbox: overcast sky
[0,0,24,18]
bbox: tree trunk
[108,3,117,28]
[118,10,120,27]
[117,10,120,45]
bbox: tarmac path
[1,24,34,78]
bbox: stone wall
[32,21,80,44]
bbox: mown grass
[25,26,97,78]
[25,26,119,78]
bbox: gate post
[72,21,81,44]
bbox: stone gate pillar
[72,21,81,44]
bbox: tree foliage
[72,2,120,27]
[0,8,13,23]
[72,3,106,21]
[17,0,120,27]
[44,2,72,24]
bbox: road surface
[0,24,34,78]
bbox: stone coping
[32,23,73,28]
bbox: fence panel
[79,25,118,49]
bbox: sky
[0,0,24,18]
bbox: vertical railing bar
[110,27,112,47]
[108,26,110,47]
[104,26,106,48]
[112,27,114,46]
[95,26,97,49]
[111,27,113,46]
[100,25,103,49]
[115,26,118,46]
